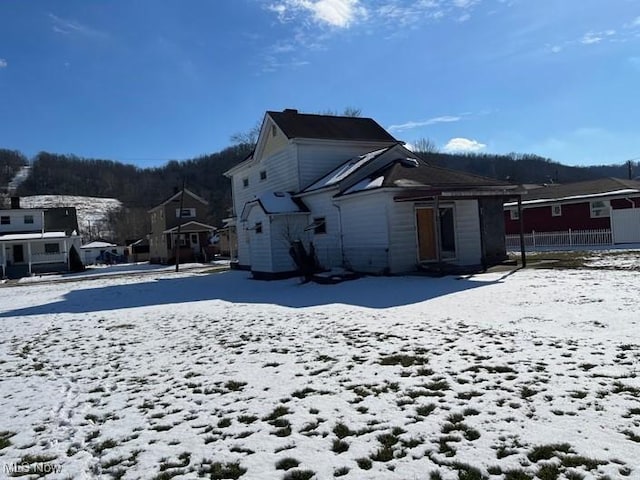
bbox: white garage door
[612,208,640,243]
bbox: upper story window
[24,215,34,224]
[255,222,263,234]
[271,125,277,137]
[260,170,267,181]
[590,200,610,218]
[176,208,196,218]
[509,209,519,221]
[551,205,562,217]
[243,178,249,188]
[0,216,9,225]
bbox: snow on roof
[257,192,306,214]
[81,241,116,249]
[504,189,640,207]
[0,231,68,242]
[303,147,391,192]
[342,176,385,195]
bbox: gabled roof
[148,189,208,212]
[267,109,398,143]
[81,241,116,249]
[512,177,640,204]
[163,220,217,234]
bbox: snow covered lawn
[0,266,639,479]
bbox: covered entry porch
[0,232,81,279]
[163,221,217,263]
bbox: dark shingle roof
[44,207,79,235]
[268,110,397,143]
[522,178,640,202]
[379,160,512,189]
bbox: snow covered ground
[0,266,639,479]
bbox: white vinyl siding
[245,207,272,273]
[270,215,309,273]
[452,200,482,266]
[0,209,45,234]
[299,191,342,269]
[337,193,390,274]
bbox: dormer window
[260,170,267,181]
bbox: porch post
[64,239,69,270]
[517,196,526,267]
[434,196,441,262]
[27,242,32,275]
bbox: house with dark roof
[504,178,640,244]
[148,188,218,264]
[0,197,82,278]
[225,109,522,278]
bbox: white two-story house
[225,109,522,279]
[0,197,82,278]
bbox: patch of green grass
[370,446,394,462]
[379,354,428,367]
[263,406,290,421]
[332,439,349,453]
[503,469,533,480]
[536,463,560,480]
[356,458,372,470]
[333,466,349,477]
[93,439,119,454]
[622,429,640,442]
[332,423,353,439]
[0,431,16,450]
[275,457,299,470]
[416,403,436,416]
[560,455,607,470]
[237,415,258,424]
[225,380,247,392]
[282,469,315,480]
[217,418,232,428]
[198,460,247,479]
[527,443,573,462]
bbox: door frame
[414,204,458,263]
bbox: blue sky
[0,0,638,167]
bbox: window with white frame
[590,200,610,218]
[24,215,34,224]
[176,208,196,218]
[509,209,519,221]
[551,205,562,217]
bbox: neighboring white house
[225,109,522,279]
[0,198,82,278]
[80,241,127,265]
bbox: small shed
[81,241,127,265]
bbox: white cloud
[49,13,106,38]
[444,137,486,153]
[580,30,615,45]
[269,0,366,28]
[388,115,461,132]
[0,59,7,68]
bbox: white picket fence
[505,229,613,251]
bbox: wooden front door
[416,208,437,261]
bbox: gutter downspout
[333,201,345,268]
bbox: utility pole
[175,179,185,272]
[628,160,633,180]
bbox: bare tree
[413,138,439,155]
[230,120,262,146]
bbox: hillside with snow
[19,195,122,239]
